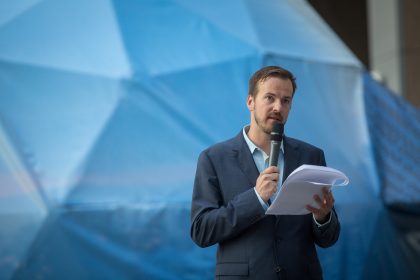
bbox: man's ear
[246,95,254,112]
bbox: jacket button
[275,266,282,273]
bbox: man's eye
[266,95,274,101]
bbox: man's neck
[247,125,270,155]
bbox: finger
[260,180,278,191]
[262,173,279,182]
[308,204,329,220]
[270,173,280,181]
[271,184,278,193]
[323,188,334,202]
[313,194,326,208]
[325,191,335,206]
[306,205,321,215]
[263,166,279,174]
[321,189,331,202]
[322,187,330,198]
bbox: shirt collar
[242,125,284,155]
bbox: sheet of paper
[284,164,349,186]
[266,182,330,215]
[266,165,349,215]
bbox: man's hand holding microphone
[255,122,283,203]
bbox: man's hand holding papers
[306,187,335,223]
[266,165,349,216]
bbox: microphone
[268,122,284,167]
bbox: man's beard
[253,110,282,135]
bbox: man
[190,66,340,279]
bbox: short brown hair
[248,66,297,97]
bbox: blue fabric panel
[12,204,214,280]
[363,72,420,207]
[361,207,420,279]
[0,1,416,280]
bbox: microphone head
[271,122,284,141]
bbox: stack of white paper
[266,165,349,215]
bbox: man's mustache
[267,113,283,123]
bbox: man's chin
[261,124,272,135]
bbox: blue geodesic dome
[2,0,414,279]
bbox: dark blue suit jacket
[191,130,340,280]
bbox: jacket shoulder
[201,133,242,158]
[285,136,324,153]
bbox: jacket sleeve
[312,150,341,248]
[190,150,265,248]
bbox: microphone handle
[268,140,280,167]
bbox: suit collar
[232,130,260,187]
[230,131,301,186]
[242,126,284,157]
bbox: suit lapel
[282,136,300,183]
[233,131,260,187]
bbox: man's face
[247,77,293,135]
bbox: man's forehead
[257,77,293,94]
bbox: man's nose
[273,100,282,112]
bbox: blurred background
[0,0,419,279]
